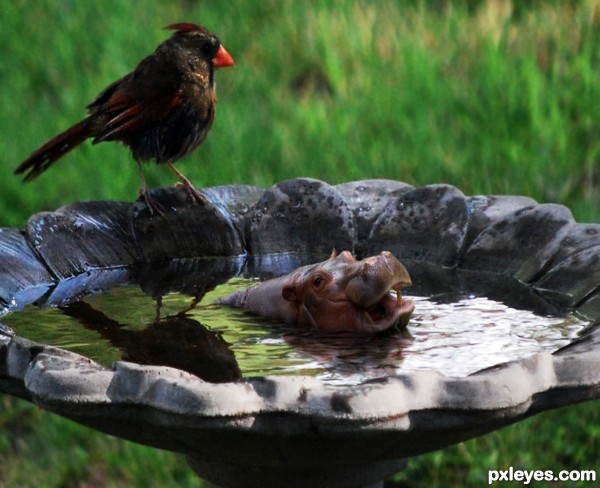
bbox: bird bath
[1,178,599,488]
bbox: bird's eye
[201,40,217,58]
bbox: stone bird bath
[1,178,599,487]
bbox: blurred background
[0,0,598,486]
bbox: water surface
[3,277,588,385]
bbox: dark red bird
[15,23,234,210]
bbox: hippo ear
[282,282,301,303]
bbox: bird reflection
[60,300,241,383]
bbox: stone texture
[576,292,600,322]
[201,184,265,236]
[130,187,245,261]
[0,228,54,314]
[461,204,575,282]
[335,179,414,257]
[464,195,537,249]
[1,334,599,487]
[531,224,600,309]
[42,268,137,308]
[25,201,139,279]
[248,178,356,255]
[244,252,330,280]
[366,184,469,267]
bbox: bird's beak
[213,45,235,68]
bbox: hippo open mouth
[220,251,415,334]
[359,284,415,332]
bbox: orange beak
[213,45,235,68]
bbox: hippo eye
[313,276,326,289]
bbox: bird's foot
[166,163,209,205]
[175,180,209,205]
[139,187,166,216]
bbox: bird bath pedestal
[1,178,599,488]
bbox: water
[2,277,589,386]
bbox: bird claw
[166,162,209,205]
[175,181,209,205]
[139,188,166,216]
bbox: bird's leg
[166,163,209,205]
[136,160,164,215]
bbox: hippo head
[281,251,415,334]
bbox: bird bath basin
[1,178,599,488]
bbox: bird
[15,22,234,212]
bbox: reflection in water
[4,283,590,386]
[59,301,241,383]
[1,257,592,386]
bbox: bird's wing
[87,54,185,143]
[91,91,183,143]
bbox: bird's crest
[166,23,206,34]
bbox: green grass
[1,0,599,486]
[1,0,598,225]
[0,397,203,488]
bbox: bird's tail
[15,119,92,181]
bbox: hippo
[219,251,415,334]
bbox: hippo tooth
[364,310,375,324]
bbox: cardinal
[15,23,234,211]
